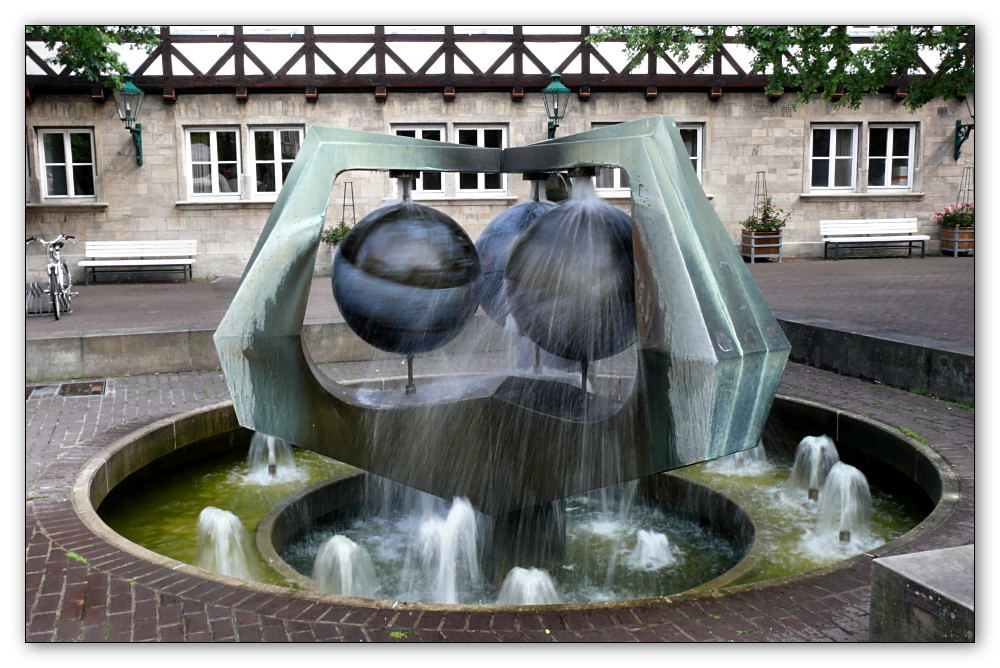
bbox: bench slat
[820,219,919,237]
[78,259,196,267]
[83,240,197,258]
[823,235,929,243]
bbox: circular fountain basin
[256,467,757,604]
[76,393,958,611]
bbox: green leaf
[65,551,89,565]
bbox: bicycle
[26,233,76,320]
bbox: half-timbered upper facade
[26,26,975,279]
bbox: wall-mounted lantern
[111,74,144,166]
[541,73,571,139]
[955,90,974,160]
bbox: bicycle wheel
[49,268,61,320]
[58,260,72,311]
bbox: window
[593,122,629,191]
[593,122,703,189]
[456,126,505,193]
[187,128,241,196]
[251,128,302,196]
[38,129,95,198]
[867,125,914,189]
[811,125,858,189]
[679,124,703,182]
[393,126,445,193]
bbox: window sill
[27,202,109,212]
[385,195,519,205]
[799,191,925,202]
[175,200,276,209]
[596,192,714,201]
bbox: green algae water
[98,436,923,601]
[680,450,924,585]
[99,445,354,587]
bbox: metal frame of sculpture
[214,116,790,520]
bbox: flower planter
[940,227,974,257]
[740,230,783,263]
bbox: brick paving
[24,360,974,643]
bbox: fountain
[817,462,873,545]
[246,432,297,482]
[705,441,773,476]
[196,506,255,580]
[790,435,840,500]
[212,117,790,589]
[496,567,563,605]
[312,535,377,597]
[626,530,680,571]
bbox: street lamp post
[541,73,571,139]
[112,74,145,166]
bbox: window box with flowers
[740,197,790,263]
[936,202,974,257]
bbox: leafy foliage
[26,25,161,88]
[934,202,974,228]
[589,26,974,110]
[321,222,353,245]
[741,196,789,233]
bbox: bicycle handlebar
[26,234,75,246]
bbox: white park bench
[819,218,928,260]
[78,240,197,284]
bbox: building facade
[25,26,975,280]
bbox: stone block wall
[26,88,974,280]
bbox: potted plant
[935,202,974,256]
[740,196,790,263]
[321,222,352,265]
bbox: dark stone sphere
[504,198,636,362]
[474,200,556,326]
[332,201,481,355]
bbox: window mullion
[63,133,76,197]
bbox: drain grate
[26,381,107,400]
[58,381,107,397]
[26,385,59,399]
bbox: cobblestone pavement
[24,361,974,642]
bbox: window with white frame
[38,129,95,198]
[592,122,629,190]
[593,122,703,189]
[810,125,858,189]
[456,126,505,193]
[251,127,302,196]
[393,126,445,193]
[867,125,915,189]
[678,125,703,182]
[186,128,241,196]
